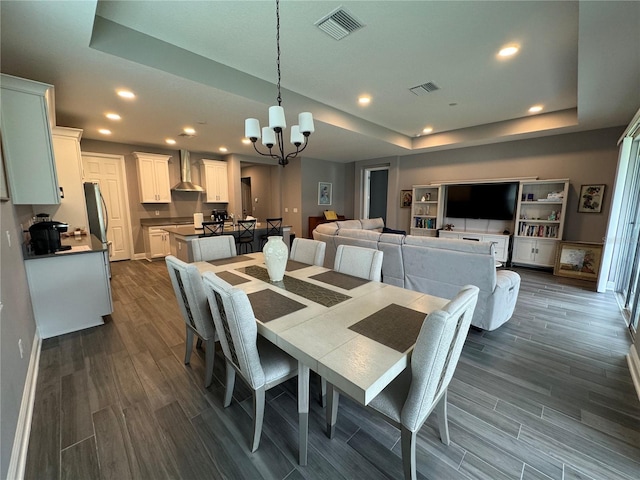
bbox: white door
[82,153,133,262]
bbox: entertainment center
[411,178,569,267]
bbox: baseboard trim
[628,346,640,402]
[132,253,147,261]
[7,331,41,480]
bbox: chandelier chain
[276,0,282,106]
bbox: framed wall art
[578,184,605,213]
[554,241,603,282]
[318,182,332,206]
[400,189,412,208]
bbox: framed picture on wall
[318,182,332,206]
[400,190,412,208]
[554,241,603,282]
[578,184,605,213]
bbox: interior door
[363,167,388,223]
[82,153,132,261]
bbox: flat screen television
[445,182,518,220]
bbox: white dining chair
[165,255,219,388]
[191,235,237,262]
[333,244,383,281]
[325,284,480,480]
[289,238,326,266]
[202,271,298,452]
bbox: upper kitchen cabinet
[35,127,88,230]
[200,159,229,203]
[0,74,59,204]
[134,152,171,203]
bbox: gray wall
[354,127,622,242]
[301,157,353,237]
[1,200,38,479]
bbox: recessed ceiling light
[165,138,176,145]
[98,129,111,135]
[183,127,196,135]
[498,44,520,57]
[529,105,543,113]
[116,89,135,99]
[219,147,228,153]
[422,127,433,134]
[105,113,121,120]
[242,138,251,145]
[358,95,371,106]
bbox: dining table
[194,252,449,465]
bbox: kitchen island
[165,223,292,262]
[23,234,112,338]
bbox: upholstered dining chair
[200,220,224,237]
[333,244,384,281]
[202,271,298,452]
[165,255,219,388]
[325,284,480,480]
[289,238,326,266]
[191,235,237,262]
[259,217,283,249]
[236,219,256,254]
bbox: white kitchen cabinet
[134,152,172,203]
[143,225,173,260]
[0,74,59,204]
[200,159,229,203]
[35,127,88,230]
[25,249,112,339]
[438,230,510,263]
[512,237,558,267]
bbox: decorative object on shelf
[400,189,412,208]
[263,235,288,282]
[554,241,603,282]
[527,193,534,201]
[318,182,332,205]
[423,193,431,201]
[244,0,314,167]
[578,184,605,213]
[444,224,454,231]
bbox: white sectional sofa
[313,218,520,331]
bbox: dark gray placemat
[310,270,369,290]
[207,255,253,266]
[286,259,311,271]
[240,265,351,307]
[349,304,428,352]
[215,270,250,286]
[247,289,307,323]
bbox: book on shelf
[518,223,558,238]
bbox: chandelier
[244,0,314,167]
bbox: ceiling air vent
[409,82,440,96]
[315,7,364,41]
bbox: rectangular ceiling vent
[315,7,364,41]
[409,82,440,96]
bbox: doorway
[241,177,253,219]
[363,167,388,223]
[82,152,133,261]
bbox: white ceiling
[1,1,639,163]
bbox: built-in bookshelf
[410,185,443,237]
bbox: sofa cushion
[315,222,339,235]
[379,233,405,245]
[404,235,493,255]
[339,229,382,241]
[361,217,385,231]
[336,219,363,230]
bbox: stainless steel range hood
[172,150,204,192]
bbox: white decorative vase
[263,236,288,282]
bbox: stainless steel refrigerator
[84,182,111,275]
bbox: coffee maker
[29,221,71,255]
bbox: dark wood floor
[24,260,640,480]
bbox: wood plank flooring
[24,261,640,480]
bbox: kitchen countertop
[140,217,204,227]
[23,234,107,260]
[167,223,291,238]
